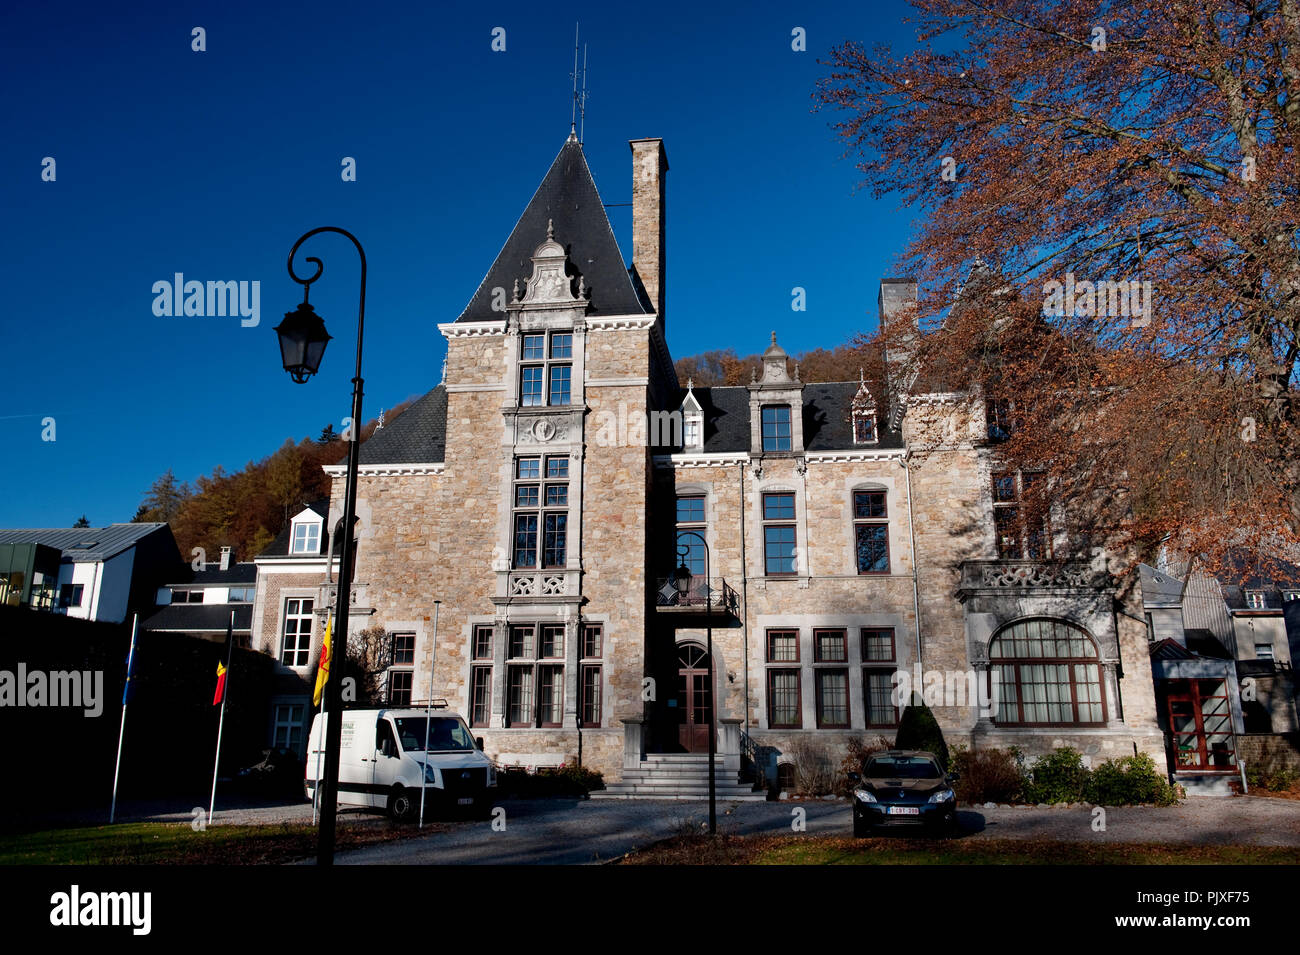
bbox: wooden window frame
[863,667,900,728]
[814,668,851,729]
[989,620,1106,727]
[766,628,800,663]
[853,490,890,575]
[470,666,492,727]
[582,623,603,659]
[472,625,494,661]
[580,664,602,727]
[767,668,802,729]
[813,628,847,663]
[861,628,896,663]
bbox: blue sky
[0,0,921,527]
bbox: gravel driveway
[330,794,1300,864]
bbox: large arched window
[989,619,1105,726]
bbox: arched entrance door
[676,643,713,752]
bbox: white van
[305,705,497,821]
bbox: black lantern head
[673,561,693,595]
[275,301,332,383]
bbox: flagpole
[208,610,235,827]
[312,691,326,825]
[109,613,138,824]
[419,601,440,829]
[312,610,332,826]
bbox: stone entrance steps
[593,753,768,801]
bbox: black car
[848,750,959,836]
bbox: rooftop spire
[570,24,589,144]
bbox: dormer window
[288,508,324,555]
[851,370,878,445]
[680,379,704,452]
[853,409,877,444]
[1245,591,1266,610]
[761,405,792,452]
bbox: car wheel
[388,786,416,823]
[852,810,871,838]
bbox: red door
[676,644,712,752]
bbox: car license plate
[887,806,919,815]
[457,797,474,805]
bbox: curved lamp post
[276,227,366,866]
[674,531,716,836]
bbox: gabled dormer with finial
[852,368,879,445]
[509,218,589,313]
[680,378,704,451]
[748,331,806,457]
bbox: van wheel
[388,786,416,823]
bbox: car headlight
[854,789,877,803]
[423,764,438,784]
[928,788,954,804]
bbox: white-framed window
[273,703,306,751]
[1245,591,1267,610]
[852,409,877,444]
[291,520,321,555]
[1255,643,1275,661]
[281,598,314,667]
[1283,591,1300,602]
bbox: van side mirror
[847,772,860,784]
[475,736,485,751]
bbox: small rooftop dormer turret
[748,331,806,456]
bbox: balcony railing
[957,559,1112,595]
[654,577,739,614]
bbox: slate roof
[0,523,170,562]
[164,562,258,587]
[685,382,903,454]
[1139,563,1185,609]
[141,603,253,633]
[356,385,447,465]
[455,136,647,323]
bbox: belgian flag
[213,611,235,706]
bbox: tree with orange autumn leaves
[816,0,1300,576]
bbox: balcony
[654,577,739,615]
[956,559,1113,598]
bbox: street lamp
[674,532,716,835]
[279,226,367,866]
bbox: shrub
[1023,747,1089,804]
[787,737,839,796]
[1245,758,1300,793]
[1085,753,1180,806]
[838,735,894,795]
[495,763,603,797]
[949,745,1026,804]
[895,695,949,768]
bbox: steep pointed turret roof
[456,133,647,322]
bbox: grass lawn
[620,834,1300,865]
[0,818,446,865]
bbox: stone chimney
[629,138,668,327]
[879,278,918,425]
[219,545,233,571]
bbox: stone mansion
[250,130,1167,789]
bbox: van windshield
[393,717,476,753]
